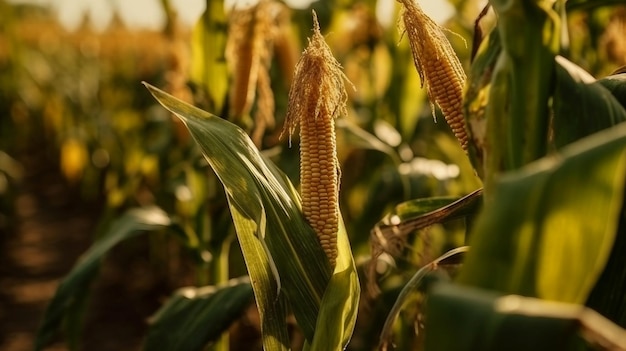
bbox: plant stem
[483,0,560,194]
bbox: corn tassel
[272,6,299,87]
[399,0,469,150]
[227,5,257,119]
[227,0,285,145]
[283,12,349,268]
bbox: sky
[7,0,454,31]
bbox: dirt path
[0,143,168,351]
[0,147,99,350]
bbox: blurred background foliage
[1,0,625,350]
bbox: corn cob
[399,0,468,150]
[283,12,349,268]
[227,0,285,145]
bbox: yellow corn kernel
[399,0,469,150]
[283,11,349,268]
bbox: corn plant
[371,0,626,350]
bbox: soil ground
[0,143,166,351]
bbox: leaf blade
[144,83,359,348]
[425,282,626,351]
[35,207,171,351]
[144,278,254,351]
[553,56,626,149]
[458,122,626,304]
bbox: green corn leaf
[458,122,626,304]
[190,0,228,114]
[553,56,626,149]
[308,215,360,350]
[586,206,626,327]
[598,73,626,110]
[35,206,172,351]
[144,83,360,350]
[386,37,426,140]
[487,0,558,173]
[372,188,483,240]
[425,282,626,351]
[368,191,481,299]
[231,204,292,350]
[379,247,469,350]
[144,277,254,351]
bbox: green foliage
[458,123,626,303]
[145,278,254,351]
[372,189,482,235]
[7,0,625,349]
[439,1,626,350]
[598,73,626,108]
[586,207,626,327]
[425,282,626,350]
[553,57,626,148]
[379,247,469,350]
[484,0,558,180]
[308,217,360,350]
[35,207,172,351]
[464,29,501,179]
[190,0,229,114]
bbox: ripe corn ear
[283,12,349,268]
[399,0,469,150]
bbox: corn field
[2,0,626,350]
